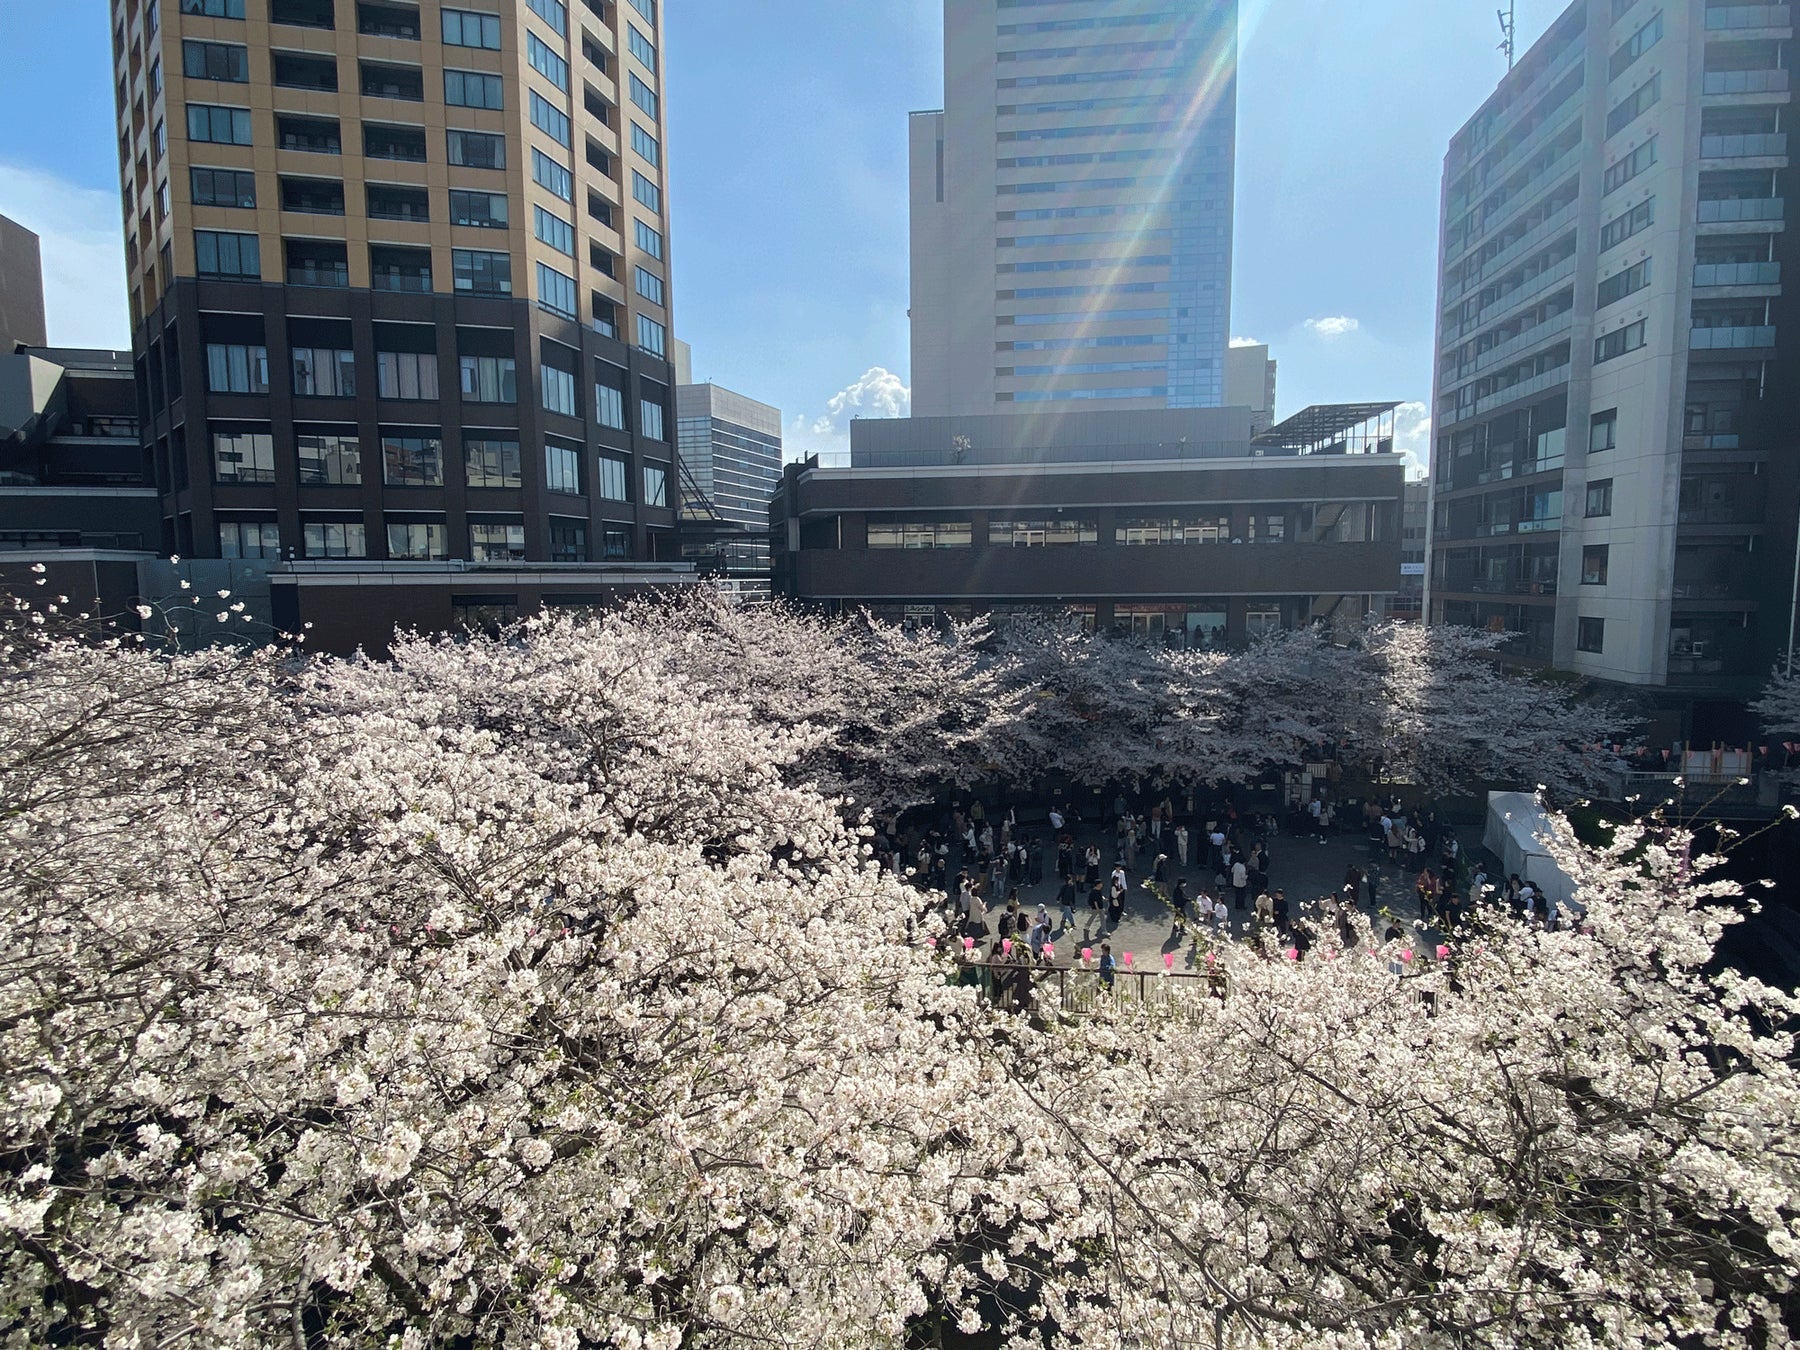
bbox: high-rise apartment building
[110,0,678,572]
[1427,0,1800,701]
[0,216,49,352]
[909,0,1237,416]
[1224,339,1276,430]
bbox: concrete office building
[1427,0,1800,707]
[909,0,1238,416]
[675,379,780,590]
[108,0,689,644]
[0,216,49,352]
[773,404,1405,639]
[1224,340,1277,431]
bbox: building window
[292,347,355,397]
[1597,257,1652,308]
[867,521,973,549]
[631,170,661,215]
[1608,11,1662,80]
[1586,478,1614,517]
[186,103,253,145]
[549,515,588,561]
[545,441,582,494]
[470,521,527,561]
[632,266,665,307]
[1599,197,1653,252]
[369,244,432,292]
[191,166,257,208]
[297,430,361,484]
[529,91,572,147]
[441,192,504,231]
[205,342,268,394]
[640,397,665,440]
[631,121,660,167]
[183,39,250,83]
[151,121,167,165]
[442,8,502,49]
[277,115,342,154]
[382,432,446,486]
[628,0,656,23]
[444,69,504,109]
[595,381,626,430]
[628,72,658,120]
[212,427,275,483]
[1577,617,1605,653]
[447,129,506,169]
[387,520,448,559]
[285,239,349,287]
[195,230,260,279]
[1581,544,1610,585]
[642,463,667,507]
[465,436,522,487]
[990,518,1098,546]
[364,123,427,163]
[281,176,348,216]
[532,148,574,200]
[1602,136,1657,194]
[182,0,248,16]
[1594,320,1647,363]
[527,0,568,35]
[527,33,570,91]
[364,182,426,221]
[598,455,628,500]
[534,205,575,255]
[602,527,633,560]
[377,351,440,400]
[542,364,578,417]
[297,519,364,557]
[451,248,513,295]
[219,519,281,558]
[636,313,666,356]
[1605,74,1660,137]
[628,24,657,72]
[537,262,578,317]
[458,355,517,403]
[1590,408,1618,453]
[635,219,664,260]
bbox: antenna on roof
[1497,1,1517,69]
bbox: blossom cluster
[0,606,1792,1348]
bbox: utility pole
[1497,1,1517,69]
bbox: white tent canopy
[1483,791,1578,910]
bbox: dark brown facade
[774,409,1407,644]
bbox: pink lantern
[963,936,975,951]
[1123,952,1134,968]
[1205,951,1216,966]
[1163,952,1174,970]
[1081,947,1093,962]
[1436,944,1450,960]
[1284,947,1298,961]
[1002,938,1013,955]
[1400,949,1414,964]
[925,937,937,949]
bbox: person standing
[1415,866,1440,921]
[1098,942,1117,988]
[1107,879,1126,930]
[1086,881,1105,933]
[1175,823,1190,868]
[1057,877,1078,934]
[1248,842,1270,898]
[1231,856,1249,911]
[1085,844,1102,888]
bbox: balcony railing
[1702,67,1791,95]
[1694,260,1782,285]
[1700,132,1789,158]
[1690,323,1778,347]
[1704,4,1792,30]
[1698,196,1785,222]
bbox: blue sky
[0,0,1578,468]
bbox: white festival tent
[1482,791,1579,910]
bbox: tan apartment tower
[111,0,678,567]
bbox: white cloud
[1229,336,1263,348]
[1392,399,1430,476]
[1304,315,1361,340]
[0,162,130,351]
[786,366,911,460]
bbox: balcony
[1703,67,1791,95]
[1694,260,1782,285]
[1690,323,1778,347]
[1704,4,1792,31]
[1698,196,1785,221]
[1700,131,1789,158]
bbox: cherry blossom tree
[3,608,1774,1350]
[1754,665,1800,739]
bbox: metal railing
[1700,132,1789,158]
[1704,4,1792,30]
[1691,324,1778,348]
[1698,196,1785,222]
[1703,67,1791,95]
[953,959,1227,1014]
[1693,260,1781,285]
